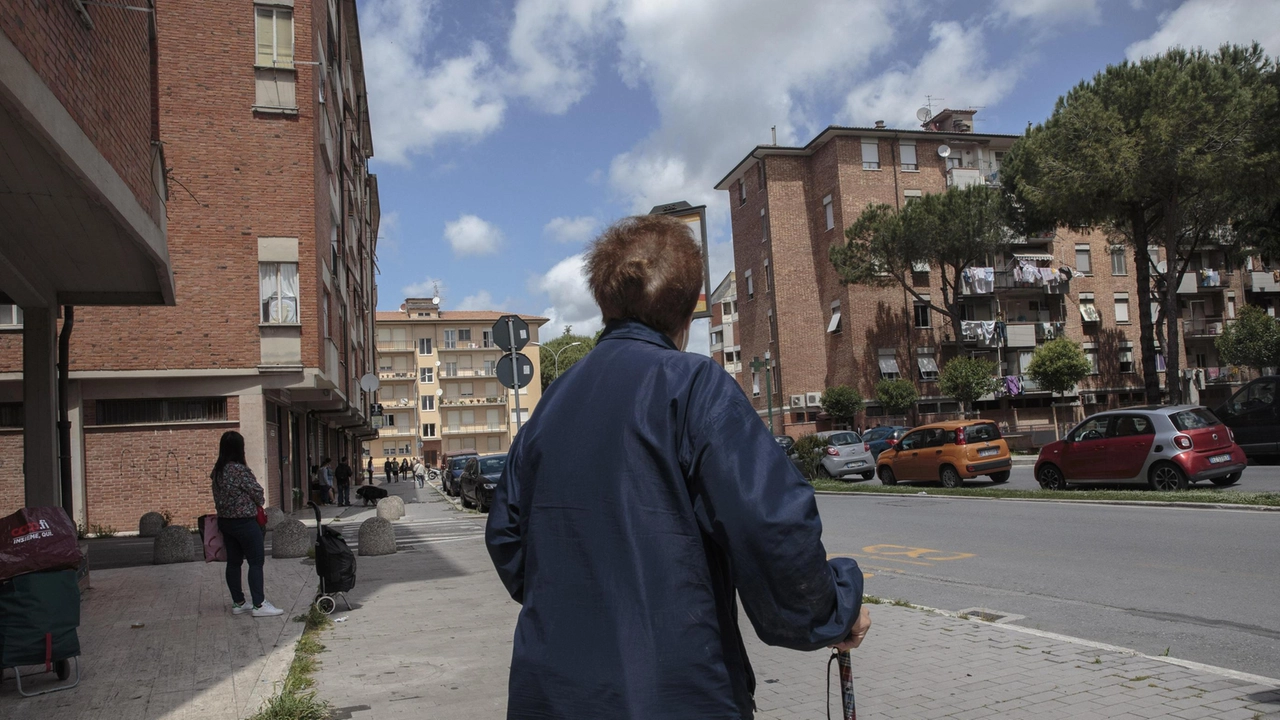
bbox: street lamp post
[550,342,583,380]
[749,356,775,434]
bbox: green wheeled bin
[0,569,81,696]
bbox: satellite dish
[359,373,380,393]
[431,296,440,305]
[937,144,952,158]
[1157,261,1168,273]
[916,107,932,122]
[435,388,443,396]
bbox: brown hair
[586,215,703,337]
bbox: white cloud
[360,0,505,165]
[1125,0,1280,60]
[843,21,1021,130]
[402,276,446,300]
[444,214,504,256]
[993,0,1100,25]
[533,254,602,336]
[543,216,599,243]
[456,290,508,311]
[505,0,612,113]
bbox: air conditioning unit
[789,394,806,408]
[805,392,822,407]
[1081,393,1098,405]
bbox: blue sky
[357,0,1280,352]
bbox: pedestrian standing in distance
[486,215,869,720]
[320,457,335,505]
[413,458,426,488]
[366,456,373,485]
[335,456,353,507]
[399,459,411,483]
[211,430,284,617]
[383,458,393,484]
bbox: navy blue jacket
[486,320,863,720]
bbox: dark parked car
[460,453,507,513]
[774,435,795,453]
[861,426,911,460]
[443,451,477,496]
[1216,376,1279,460]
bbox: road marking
[861,544,976,562]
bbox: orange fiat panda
[875,420,1012,487]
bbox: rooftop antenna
[771,125,777,145]
[925,95,945,115]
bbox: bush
[820,385,864,427]
[791,434,829,479]
[875,378,919,416]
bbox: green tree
[539,328,595,388]
[830,184,1012,349]
[1025,338,1092,395]
[820,385,864,428]
[1002,44,1278,404]
[874,378,919,417]
[1216,305,1280,372]
[939,357,1000,415]
[790,434,828,480]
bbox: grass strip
[249,605,333,720]
[809,480,1280,507]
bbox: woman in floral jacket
[211,431,284,617]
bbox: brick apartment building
[372,299,546,473]
[716,109,1263,440]
[0,0,380,532]
[708,272,742,379]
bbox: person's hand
[831,605,871,651]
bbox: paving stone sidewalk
[313,496,1280,720]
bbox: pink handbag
[201,515,226,562]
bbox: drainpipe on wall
[57,306,74,520]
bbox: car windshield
[480,457,507,474]
[1169,408,1220,431]
[827,432,860,446]
[964,423,1001,442]
[863,428,889,441]
[450,457,471,470]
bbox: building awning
[878,357,900,375]
[917,357,938,373]
[1013,252,1054,262]
[827,311,842,333]
[1079,302,1101,322]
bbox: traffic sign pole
[509,316,523,434]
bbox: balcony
[994,268,1065,294]
[1035,321,1067,342]
[1183,316,1232,338]
[441,423,507,436]
[1178,270,1225,294]
[440,396,506,407]
[1245,270,1280,293]
[376,341,416,352]
[1007,232,1054,248]
[377,426,416,437]
[377,370,415,380]
[946,167,984,189]
[960,321,1001,348]
[440,341,499,352]
[440,368,498,379]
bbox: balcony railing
[440,368,498,379]
[994,269,1066,294]
[377,370,414,379]
[440,341,498,351]
[376,341,415,352]
[1183,316,1233,338]
[441,423,507,436]
[1178,271,1225,294]
[440,396,506,407]
[377,426,416,437]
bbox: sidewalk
[311,494,1280,720]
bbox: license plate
[979,448,998,457]
[845,461,865,468]
[1209,454,1232,464]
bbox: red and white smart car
[1035,405,1247,491]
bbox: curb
[814,490,1280,512]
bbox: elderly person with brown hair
[486,215,868,720]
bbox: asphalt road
[856,458,1280,493]
[816,493,1280,680]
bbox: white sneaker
[251,601,285,618]
[231,602,250,615]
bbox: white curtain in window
[260,263,277,322]
[279,262,299,322]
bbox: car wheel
[818,463,833,479]
[1210,471,1242,487]
[860,471,875,481]
[879,466,897,486]
[461,487,475,509]
[989,470,1010,484]
[1148,462,1189,492]
[1036,464,1068,491]
[940,466,963,489]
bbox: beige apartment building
[372,298,546,470]
[709,272,742,379]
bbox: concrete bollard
[153,526,196,564]
[138,512,166,538]
[357,517,396,556]
[271,519,311,559]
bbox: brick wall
[1,0,158,220]
[83,423,235,532]
[0,431,23,518]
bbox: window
[861,139,880,170]
[724,350,738,365]
[482,330,494,348]
[420,367,434,383]
[443,361,457,377]
[254,6,294,68]
[484,359,497,375]
[382,413,396,427]
[877,349,900,380]
[1079,293,1100,322]
[443,330,457,349]
[710,330,723,346]
[739,179,747,205]
[764,258,772,292]
[96,398,228,426]
[1119,342,1135,373]
[828,301,842,334]
[0,305,24,328]
[422,423,437,438]
[458,328,472,342]
[773,363,782,394]
[768,309,776,342]
[1111,245,1127,276]
[823,195,834,231]
[487,436,501,452]
[722,301,734,317]
[418,337,433,354]
[1075,243,1092,275]
[1114,293,1130,324]
[745,270,754,299]
[917,349,939,381]
[900,141,918,171]
[757,161,765,192]
[321,291,330,338]
[421,395,435,411]
[752,371,761,397]
[461,382,474,397]
[913,301,931,328]
[259,262,299,323]
[1085,346,1099,375]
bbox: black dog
[356,485,388,506]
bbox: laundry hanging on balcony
[1198,269,1221,287]
[1004,375,1023,396]
[961,320,1000,345]
[961,266,994,294]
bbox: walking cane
[827,648,856,720]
